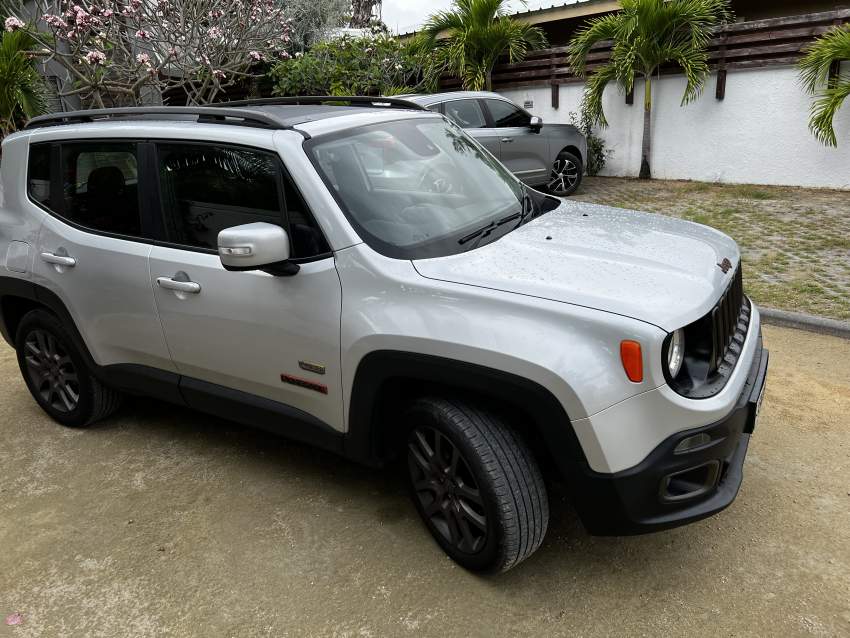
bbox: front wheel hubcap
[408,427,487,554]
[23,329,80,413]
[548,158,579,195]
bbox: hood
[412,200,740,332]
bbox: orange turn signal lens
[620,340,643,383]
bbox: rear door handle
[501,137,514,143]
[156,277,201,294]
[40,252,76,267]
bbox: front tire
[405,397,549,573]
[15,309,121,427]
[547,151,583,196]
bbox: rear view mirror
[218,222,299,276]
[529,116,543,133]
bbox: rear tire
[405,397,549,573]
[15,309,121,427]
[547,151,583,196]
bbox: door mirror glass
[529,116,543,133]
[218,222,298,275]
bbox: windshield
[308,117,526,259]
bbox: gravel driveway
[1,325,848,637]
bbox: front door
[482,98,549,185]
[441,98,503,160]
[148,141,344,430]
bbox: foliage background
[271,30,431,97]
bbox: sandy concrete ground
[1,325,848,637]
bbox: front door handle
[501,137,514,143]
[156,277,201,294]
[41,252,76,267]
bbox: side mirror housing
[529,115,543,133]
[218,222,299,276]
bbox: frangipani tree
[4,0,294,107]
[799,24,850,147]
[569,0,732,179]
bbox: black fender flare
[344,350,591,481]
[0,277,101,376]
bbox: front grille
[710,266,745,372]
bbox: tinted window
[61,143,143,237]
[28,144,52,208]
[485,99,531,128]
[157,143,327,257]
[443,99,487,129]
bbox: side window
[484,99,531,128]
[61,142,143,237]
[27,144,52,208]
[443,99,487,129]
[157,143,328,257]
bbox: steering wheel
[418,169,454,194]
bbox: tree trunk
[639,75,652,180]
[485,68,493,91]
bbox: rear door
[440,98,503,160]
[147,141,344,430]
[31,140,174,371]
[482,98,549,184]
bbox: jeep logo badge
[717,258,733,273]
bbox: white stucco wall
[501,64,850,189]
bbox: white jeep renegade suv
[0,97,768,573]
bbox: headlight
[666,329,685,378]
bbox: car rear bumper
[570,333,769,536]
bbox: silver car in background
[403,91,587,196]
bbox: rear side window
[60,142,143,237]
[157,143,328,257]
[443,100,487,129]
[27,144,52,208]
[484,99,531,128]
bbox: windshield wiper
[458,188,537,248]
[457,212,520,246]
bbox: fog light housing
[674,432,712,454]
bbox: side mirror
[529,115,543,133]
[218,222,299,276]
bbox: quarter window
[61,142,143,237]
[443,100,487,129]
[156,143,328,257]
[484,99,531,128]
[27,144,52,208]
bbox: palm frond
[808,75,850,147]
[420,0,547,91]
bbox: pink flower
[135,53,150,64]
[84,49,106,65]
[4,16,25,31]
[43,14,68,29]
[248,50,264,62]
[6,612,24,627]
[135,29,149,40]
[212,69,226,80]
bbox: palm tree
[569,0,731,179]
[799,24,850,148]
[0,29,47,137]
[418,0,547,92]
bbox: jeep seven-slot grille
[710,266,745,372]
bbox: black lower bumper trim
[572,333,768,536]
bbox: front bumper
[571,333,769,536]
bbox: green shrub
[270,32,430,97]
[569,108,611,176]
